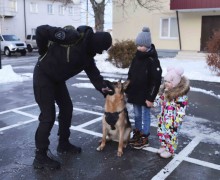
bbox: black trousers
[33,65,73,150]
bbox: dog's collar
[105,108,125,114]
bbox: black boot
[132,133,150,150]
[33,149,61,169]
[129,129,141,145]
[57,141,82,155]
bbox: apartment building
[0,0,81,41]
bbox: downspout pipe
[24,0,27,38]
[176,10,181,50]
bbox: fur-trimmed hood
[159,76,190,101]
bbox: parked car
[25,34,38,52]
[0,34,27,56]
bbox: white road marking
[74,107,103,115]
[0,103,37,114]
[0,104,219,177]
[54,121,103,137]
[185,157,220,171]
[0,118,37,131]
[76,116,103,128]
[12,109,38,118]
[71,126,102,137]
[152,136,202,180]
[142,146,158,153]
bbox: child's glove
[101,80,115,97]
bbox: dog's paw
[117,151,123,157]
[96,146,103,151]
[98,139,102,145]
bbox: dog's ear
[122,80,130,90]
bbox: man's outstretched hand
[101,80,115,97]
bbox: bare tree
[51,0,163,31]
[51,0,106,31]
[90,0,105,32]
[114,0,163,11]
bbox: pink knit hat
[164,67,184,87]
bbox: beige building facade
[112,0,220,55]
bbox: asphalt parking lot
[0,55,220,180]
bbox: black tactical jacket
[35,25,103,90]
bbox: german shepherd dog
[97,80,131,157]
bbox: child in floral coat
[154,67,190,158]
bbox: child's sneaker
[157,147,166,154]
[132,134,149,149]
[160,150,172,158]
[129,129,141,145]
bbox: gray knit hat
[135,27,152,48]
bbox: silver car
[0,34,27,56]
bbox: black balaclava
[90,32,112,54]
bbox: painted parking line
[0,108,38,132]
[0,118,37,131]
[152,136,202,180]
[185,157,220,171]
[71,126,103,137]
[54,121,103,137]
[76,116,103,128]
[0,104,219,177]
[0,103,37,115]
[12,109,38,119]
[143,146,158,153]
[74,107,103,116]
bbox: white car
[25,34,38,52]
[0,34,27,56]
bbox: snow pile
[0,65,32,84]
[0,65,24,83]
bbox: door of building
[201,16,220,51]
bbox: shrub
[108,40,136,68]
[206,30,220,75]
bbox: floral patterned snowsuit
[154,94,188,154]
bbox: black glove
[101,80,115,97]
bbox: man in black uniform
[33,25,114,169]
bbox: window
[26,34,36,39]
[2,35,20,41]
[30,2,38,13]
[47,4,54,15]
[68,6,73,15]
[9,0,17,12]
[59,5,65,15]
[31,28,36,35]
[26,35,31,40]
[160,17,178,39]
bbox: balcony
[0,0,17,17]
[170,0,220,11]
